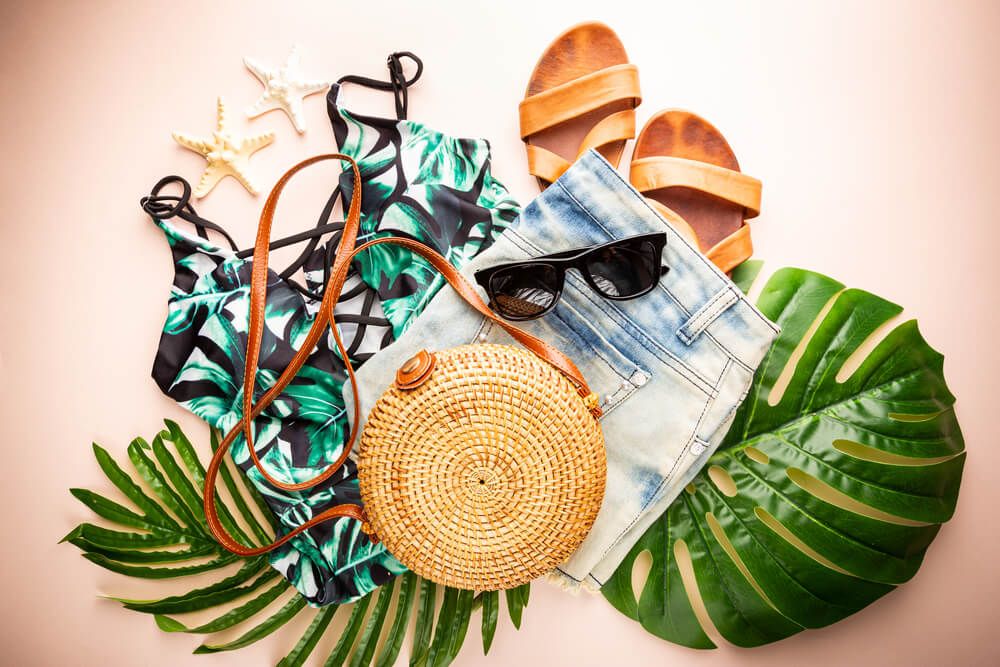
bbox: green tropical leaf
[194,594,307,653]
[163,420,207,484]
[69,488,153,530]
[279,606,339,667]
[375,572,417,667]
[70,540,215,563]
[118,566,276,614]
[127,437,205,534]
[425,587,458,667]
[67,421,529,666]
[480,590,499,654]
[83,552,238,578]
[155,578,289,633]
[148,435,209,533]
[603,262,965,648]
[409,578,437,667]
[504,584,530,630]
[445,589,476,665]
[324,593,372,667]
[162,421,254,548]
[349,578,395,667]
[516,582,529,613]
[61,524,187,550]
[209,427,273,543]
[90,443,181,531]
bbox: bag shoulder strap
[203,154,599,556]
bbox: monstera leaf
[602,262,965,648]
[63,420,529,666]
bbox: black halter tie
[336,51,423,120]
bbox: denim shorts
[344,150,779,590]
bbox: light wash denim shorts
[344,150,779,590]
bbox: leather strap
[645,195,753,273]
[646,198,700,246]
[525,144,572,186]
[204,154,372,556]
[705,223,753,274]
[203,154,599,556]
[328,236,600,405]
[526,110,636,184]
[519,64,641,138]
[578,109,636,156]
[630,156,762,218]
[240,155,363,492]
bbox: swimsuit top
[141,52,519,605]
[328,52,519,336]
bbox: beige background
[1,0,997,665]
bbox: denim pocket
[551,298,652,417]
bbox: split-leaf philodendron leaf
[602,262,965,648]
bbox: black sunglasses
[474,233,669,321]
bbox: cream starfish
[173,97,274,197]
[244,46,330,133]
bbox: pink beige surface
[1,1,997,665]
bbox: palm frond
[65,420,529,665]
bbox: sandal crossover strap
[520,64,641,184]
[630,155,762,218]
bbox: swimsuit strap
[140,176,345,300]
[337,51,423,120]
[141,176,240,251]
[141,174,394,354]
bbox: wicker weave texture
[358,344,606,590]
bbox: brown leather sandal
[520,22,642,188]
[630,110,761,274]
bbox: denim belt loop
[677,287,740,345]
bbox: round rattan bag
[358,343,606,590]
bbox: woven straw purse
[202,155,606,590]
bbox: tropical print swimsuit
[143,53,520,605]
[329,53,518,338]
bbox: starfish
[173,97,274,197]
[244,46,330,133]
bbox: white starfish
[244,46,330,133]
[173,97,275,197]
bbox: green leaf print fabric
[329,82,519,338]
[145,68,518,606]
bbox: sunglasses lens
[585,238,660,298]
[488,264,559,319]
